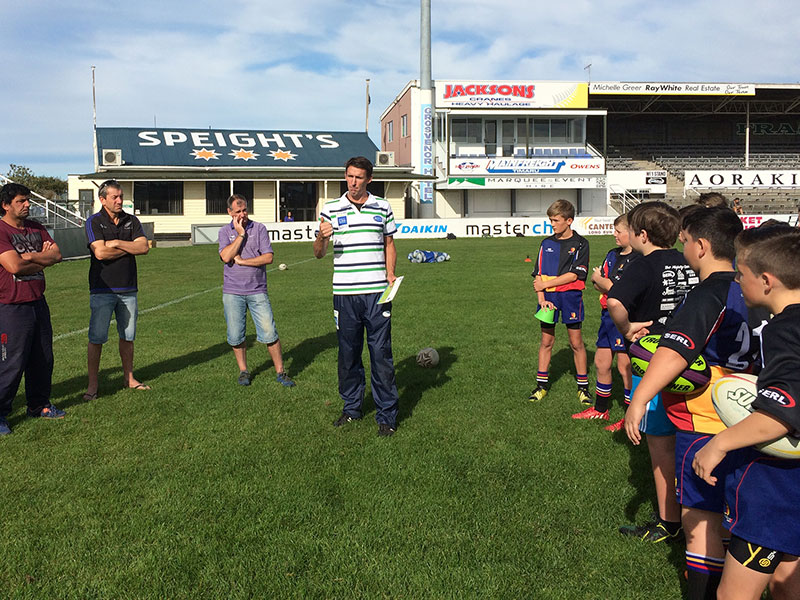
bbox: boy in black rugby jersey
[607,201,699,543]
[694,224,800,600]
[625,207,767,600]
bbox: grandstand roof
[589,82,800,116]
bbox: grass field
[1,235,688,599]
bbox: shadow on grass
[395,345,456,424]
[251,331,338,381]
[43,341,233,414]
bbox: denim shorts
[89,292,138,344]
[223,292,279,346]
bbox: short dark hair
[227,194,248,210]
[0,183,31,216]
[546,199,575,220]
[695,192,729,208]
[345,156,373,179]
[736,222,800,289]
[627,201,681,248]
[98,179,122,199]
[682,206,742,261]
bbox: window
[205,181,253,214]
[133,181,183,215]
[451,118,482,143]
[386,121,394,143]
[401,114,408,138]
[550,119,568,143]
[206,181,229,214]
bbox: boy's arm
[606,297,652,342]
[692,411,791,485]
[624,347,688,444]
[533,272,577,291]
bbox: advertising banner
[685,170,800,189]
[607,170,667,194]
[445,175,605,190]
[590,82,755,96]
[193,214,794,245]
[450,156,605,176]
[420,103,434,204]
[436,81,588,109]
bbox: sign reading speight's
[435,81,588,109]
[95,127,379,168]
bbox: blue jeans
[89,292,138,344]
[223,292,279,346]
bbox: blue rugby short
[631,374,676,436]
[596,309,626,351]
[540,289,584,326]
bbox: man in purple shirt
[218,194,295,387]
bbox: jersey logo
[663,331,695,350]
[373,215,383,223]
[758,387,795,408]
[337,216,348,227]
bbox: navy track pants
[334,293,399,427]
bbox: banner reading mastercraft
[192,215,794,244]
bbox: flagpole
[365,78,370,133]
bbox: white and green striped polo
[320,193,397,295]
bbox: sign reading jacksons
[590,82,755,96]
[436,81,588,109]
[685,170,800,189]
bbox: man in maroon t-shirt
[0,183,65,435]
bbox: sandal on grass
[82,392,98,401]
[126,383,151,391]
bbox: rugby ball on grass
[629,334,711,394]
[712,373,800,459]
[416,347,439,368]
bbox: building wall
[381,86,415,166]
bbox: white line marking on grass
[53,257,318,342]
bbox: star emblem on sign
[191,148,220,161]
[269,149,297,162]
[230,148,259,161]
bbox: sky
[2,0,799,179]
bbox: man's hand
[233,255,244,265]
[105,239,120,249]
[318,221,333,239]
[386,273,397,285]
[233,214,246,236]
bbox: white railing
[607,184,641,214]
[0,175,85,229]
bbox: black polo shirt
[85,208,145,294]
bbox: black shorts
[728,534,787,574]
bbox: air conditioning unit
[102,149,122,167]
[375,151,395,166]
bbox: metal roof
[95,127,380,169]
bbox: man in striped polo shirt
[313,157,400,437]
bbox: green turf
[0,236,687,599]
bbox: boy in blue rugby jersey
[529,199,590,405]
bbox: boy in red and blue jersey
[573,213,637,428]
[694,224,800,600]
[529,199,590,404]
